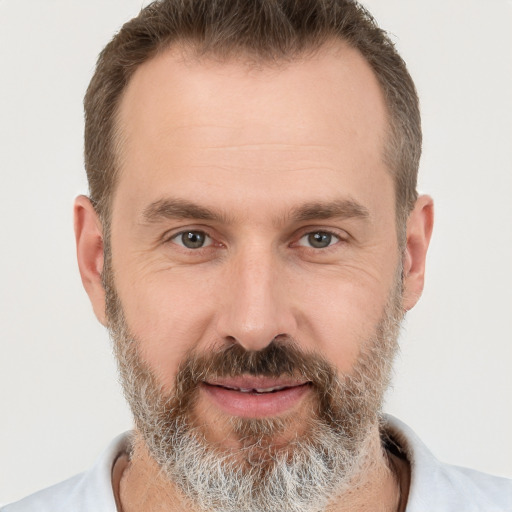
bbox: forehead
[113,41,392,220]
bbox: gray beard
[105,270,403,512]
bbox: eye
[297,231,340,249]
[171,230,213,249]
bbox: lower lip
[201,383,311,418]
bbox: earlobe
[402,195,434,311]
[74,195,107,325]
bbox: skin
[75,41,433,511]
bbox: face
[75,40,433,512]
[111,42,399,391]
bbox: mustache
[120,331,389,453]
[179,339,337,384]
[167,339,341,421]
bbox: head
[75,1,433,511]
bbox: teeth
[216,384,291,393]
[231,386,287,393]
[255,386,286,393]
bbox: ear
[402,195,434,311]
[74,195,107,326]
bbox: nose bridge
[217,242,295,351]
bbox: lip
[206,376,309,390]
[201,377,312,418]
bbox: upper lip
[204,376,310,391]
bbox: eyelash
[296,229,342,248]
[167,229,216,251]
[164,228,348,252]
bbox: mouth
[213,384,296,394]
[201,377,312,418]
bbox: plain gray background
[1,0,511,504]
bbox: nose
[215,246,297,351]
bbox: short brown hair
[84,0,421,232]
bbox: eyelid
[291,227,351,252]
[298,230,338,245]
[163,227,216,249]
[161,225,349,250]
[162,224,210,241]
[296,226,348,240]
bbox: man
[2,0,510,511]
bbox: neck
[117,427,408,512]
[116,437,192,512]
[325,426,406,512]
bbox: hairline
[100,38,408,246]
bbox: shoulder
[382,415,512,512]
[1,432,131,512]
[1,473,87,512]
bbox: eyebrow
[289,199,370,223]
[141,198,232,224]
[141,197,370,225]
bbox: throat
[323,428,409,512]
[116,436,193,512]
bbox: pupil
[308,232,331,248]
[182,231,205,248]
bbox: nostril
[215,295,298,353]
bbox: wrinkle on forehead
[115,39,388,166]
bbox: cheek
[117,267,220,389]
[294,271,392,373]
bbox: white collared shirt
[2,416,511,511]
